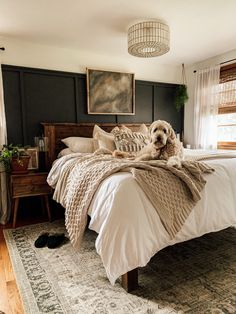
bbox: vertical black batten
[74,76,79,123]
[19,71,27,145]
[152,84,155,122]
[115,115,118,124]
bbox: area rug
[4,221,236,314]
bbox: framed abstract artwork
[87,68,135,115]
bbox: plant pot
[11,156,30,174]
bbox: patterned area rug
[4,221,236,314]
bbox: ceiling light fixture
[128,20,170,58]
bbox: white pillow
[93,124,119,151]
[61,137,98,153]
[58,148,74,157]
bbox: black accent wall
[2,64,183,145]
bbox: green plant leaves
[175,84,189,112]
[0,144,29,172]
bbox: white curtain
[193,65,220,149]
[0,59,9,225]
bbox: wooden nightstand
[10,172,52,228]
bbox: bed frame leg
[121,268,139,292]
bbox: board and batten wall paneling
[2,69,24,144]
[154,84,184,134]
[23,72,78,144]
[2,64,183,146]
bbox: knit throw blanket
[48,153,215,249]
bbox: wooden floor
[0,221,24,314]
[0,199,64,314]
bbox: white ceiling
[0,0,236,65]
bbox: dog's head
[149,120,176,148]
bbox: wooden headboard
[42,122,149,169]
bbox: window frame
[217,63,236,150]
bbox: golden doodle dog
[113,120,183,167]
[135,120,183,167]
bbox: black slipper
[34,233,49,248]
[47,233,66,249]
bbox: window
[217,63,236,149]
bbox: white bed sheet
[88,157,236,284]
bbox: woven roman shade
[218,63,236,114]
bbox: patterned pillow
[112,130,148,152]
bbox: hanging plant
[175,64,189,112]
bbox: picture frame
[87,68,135,115]
[27,147,39,170]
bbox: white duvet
[87,155,236,284]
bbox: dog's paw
[167,156,182,168]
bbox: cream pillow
[137,123,149,135]
[61,137,98,153]
[120,125,132,133]
[93,124,119,137]
[58,148,74,157]
[93,124,119,151]
[120,124,148,135]
[95,132,116,151]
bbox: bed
[43,122,236,292]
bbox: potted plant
[175,84,189,112]
[175,63,189,112]
[0,144,30,173]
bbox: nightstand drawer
[11,173,48,185]
[11,172,52,198]
[10,171,52,228]
[12,183,52,197]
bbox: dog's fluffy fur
[113,120,183,167]
[135,120,183,167]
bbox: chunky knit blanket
[47,153,215,248]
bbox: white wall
[0,36,182,84]
[184,49,236,147]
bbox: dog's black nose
[157,136,161,142]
